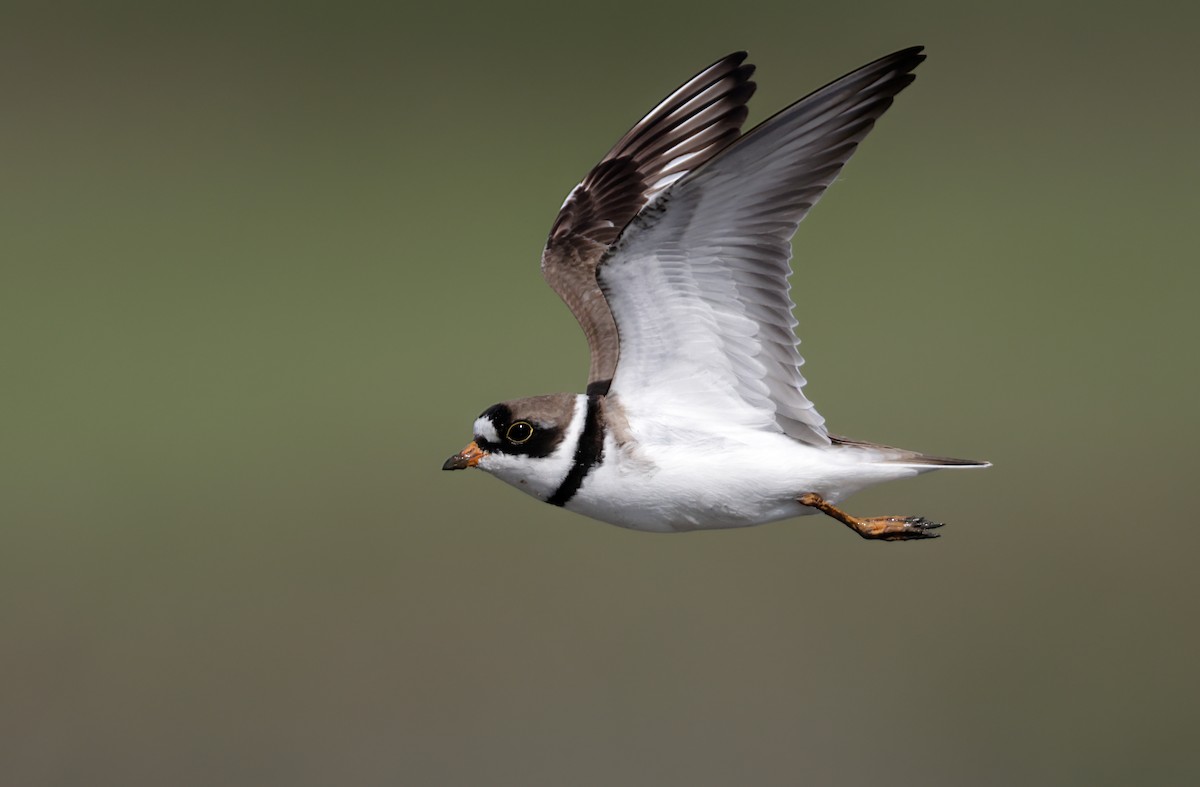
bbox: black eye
[506,421,534,444]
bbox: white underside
[562,427,924,532]
[475,394,961,533]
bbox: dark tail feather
[830,435,991,468]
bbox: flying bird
[443,47,989,539]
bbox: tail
[831,435,991,468]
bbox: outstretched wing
[541,53,757,396]
[599,47,926,446]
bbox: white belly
[565,430,920,532]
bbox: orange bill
[441,441,487,471]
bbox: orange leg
[797,493,943,541]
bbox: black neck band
[547,395,605,507]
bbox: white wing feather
[599,48,925,446]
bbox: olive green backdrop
[4,1,1197,785]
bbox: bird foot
[797,493,943,541]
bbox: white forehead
[473,416,500,444]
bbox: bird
[442,46,989,540]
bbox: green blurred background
[4,1,1198,784]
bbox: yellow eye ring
[506,421,534,444]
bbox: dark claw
[877,516,945,541]
[882,530,939,541]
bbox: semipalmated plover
[444,47,989,539]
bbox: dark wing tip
[729,77,758,106]
[888,45,926,70]
[544,50,762,255]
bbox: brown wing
[541,53,757,396]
